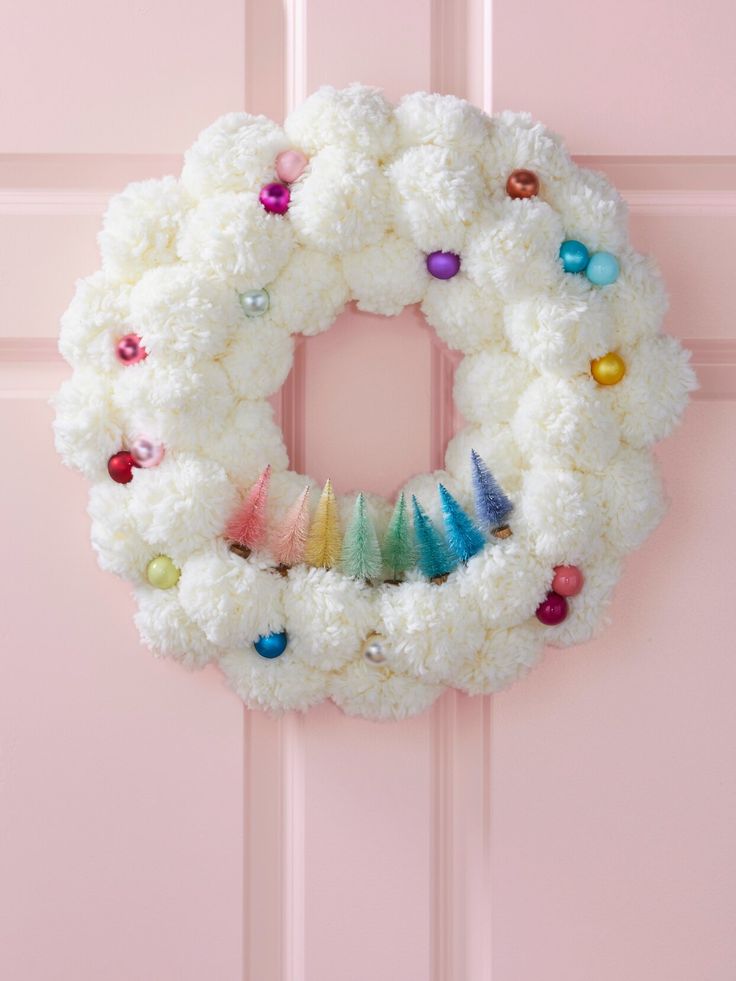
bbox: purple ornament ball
[259,182,291,215]
[535,591,568,626]
[426,251,461,280]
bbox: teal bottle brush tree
[382,492,416,583]
[438,484,485,562]
[412,496,458,584]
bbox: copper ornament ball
[506,169,540,199]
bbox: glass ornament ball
[146,555,180,590]
[115,333,147,365]
[591,351,626,386]
[535,591,568,626]
[275,149,308,184]
[240,288,270,317]
[363,634,387,664]
[552,565,584,597]
[585,251,620,285]
[506,169,539,199]
[426,250,461,280]
[559,239,590,274]
[107,450,137,484]
[130,436,164,469]
[254,630,288,659]
[259,182,291,215]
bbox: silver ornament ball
[363,636,386,664]
[240,288,270,317]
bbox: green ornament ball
[146,555,180,589]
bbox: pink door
[2,2,734,979]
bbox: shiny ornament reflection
[506,169,539,199]
[591,351,626,386]
[240,288,270,317]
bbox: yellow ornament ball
[146,555,180,589]
[591,351,626,386]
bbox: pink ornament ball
[116,333,147,365]
[259,182,291,215]
[108,450,138,484]
[275,149,308,184]
[130,436,165,469]
[552,565,584,597]
[535,591,568,626]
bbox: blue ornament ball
[585,251,620,286]
[559,239,590,274]
[254,630,288,659]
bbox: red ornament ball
[116,333,147,365]
[552,565,584,597]
[506,169,539,199]
[535,591,568,626]
[108,451,138,484]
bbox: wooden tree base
[275,564,290,577]
[430,573,449,585]
[229,542,252,559]
[492,525,512,540]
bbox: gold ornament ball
[591,352,626,386]
[146,555,180,589]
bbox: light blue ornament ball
[254,630,288,659]
[559,239,589,274]
[585,251,620,285]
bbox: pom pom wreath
[225,465,272,554]
[412,496,458,581]
[382,493,416,581]
[471,450,514,532]
[272,485,311,568]
[55,86,693,720]
[438,484,485,562]
[341,494,383,581]
[305,480,342,569]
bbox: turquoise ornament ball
[254,630,288,659]
[559,239,589,274]
[586,251,620,285]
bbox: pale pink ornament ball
[275,149,308,184]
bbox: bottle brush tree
[412,496,458,583]
[341,493,383,582]
[438,484,485,562]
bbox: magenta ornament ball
[275,150,308,184]
[426,251,461,280]
[130,436,165,469]
[552,565,584,597]
[535,591,568,626]
[115,333,147,365]
[259,182,291,215]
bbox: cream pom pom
[130,266,241,361]
[379,579,486,682]
[543,552,622,647]
[445,422,524,496]
[179,543,285,648]
[342,233,428,314]
[395,92,489,150]
[482,111,573,189]
[181,112,289,198]
[546,166,628,255]
[178,192,294,291]
[88,482,151,584]
[267,247,349,335]
[399,470,462,525]
[99,177,191,282]
[454,622,545,695]
[518,467,600,563]
[584,447,667,555]
[464,200,565,301]
[388,145,488,253]
[329,660,443,721]
[289,146,390,254]
[454,347,536,423]
[53,368,123,480]
[457,536,550,629]
[221,321,294,399]
[285,83,398,160]
[513,375,621,472]
[207,400,289,485]
[134,586,220,669]
[282,566,377,671]
[221,649,329,713]
[58,272,132,370]
[608,249,669,346]
[609,335,697,448]
[421,275,504,353]
[127,456,236,565]
[504,278,614,376]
